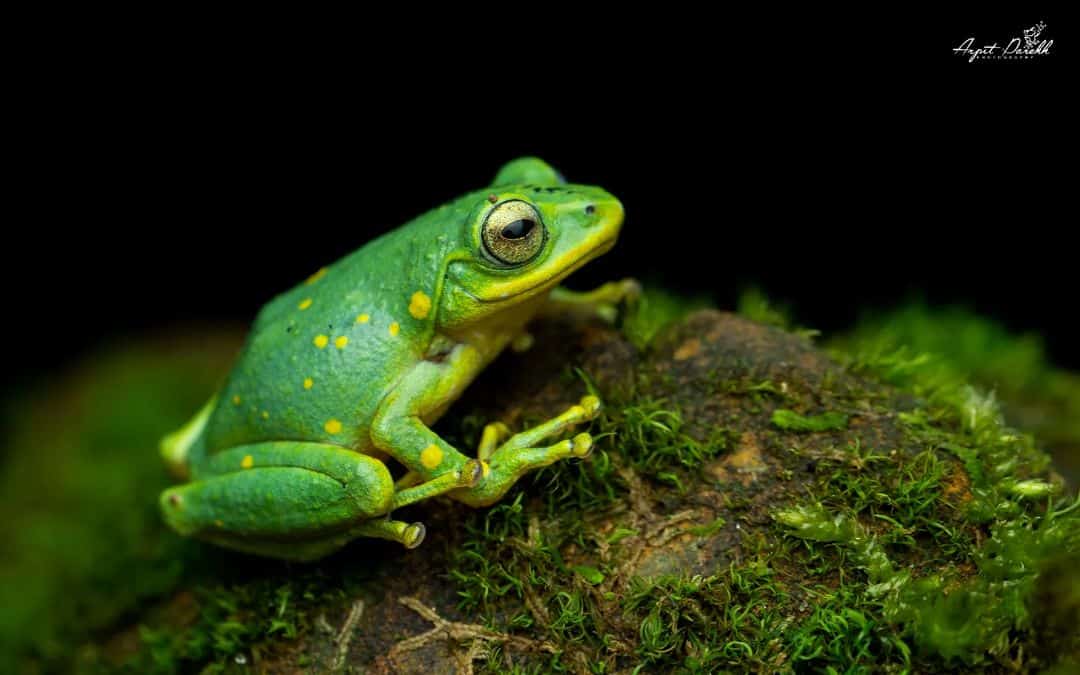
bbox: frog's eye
[482,199,545,266]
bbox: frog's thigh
[370,344,484,483]
[160,442,395,544]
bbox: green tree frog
[159,158,637,561]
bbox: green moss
[452,296,1079,673]
[131,574,342,673]
[6,294,1078,673]
[736,287,792,329]
[771,409,849,432]
[736,287,820,340]
[620,561,791,672]
[571,565,605,585]
[776,314,1080,668]
[831,302,1080,483]
[616,398,734,475]
[621,286,709,350]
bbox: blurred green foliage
[0,334,239,672]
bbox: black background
[8,10,1072,389]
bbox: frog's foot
[351,518,427,549]
[455,433,593,507]
[543,279,642,323]
[456,396,601,507]
[510,332,535,353]
[477,422,513,461]
[479,395,601,460]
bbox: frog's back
[198,202,467,456]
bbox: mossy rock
[1,302,1078,674]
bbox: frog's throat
[463,236,617,304]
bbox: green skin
[159,158,637,561]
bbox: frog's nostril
[585,204,596,215]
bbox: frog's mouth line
[467,235,617,304]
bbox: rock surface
[3,309,1077,673]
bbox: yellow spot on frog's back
[261,410,269,419]
[324,418,343,434]
[356,313,370,324]
[420,444,443,469]
[409,291,432,319]
[314,334,329,349]
[232,395,242,405]
[303,377,314,390]
[241,454,254,469]
[334,335,349,349]
[305,267,328,285]
[298,298,313,310]
[389,322,400,336]
[481,461,491,477]
[214,519,224,527]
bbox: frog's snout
[583,195,624,234]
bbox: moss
[831,302,1080,484]
[444,301,1078,673]
[621,286,708,350]
[3,294,1078,673]
[736,287,820,341]
[736,287,792,330]
[611,397,735,476]
[771,408,850,432]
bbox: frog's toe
[579,395,602,420]
[403,522,426,549]
[460,459,484,488]
[596,304,619,323]
[570,432,593,458]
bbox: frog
[158,157,638,561]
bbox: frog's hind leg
[272,470,479,557]
[161,441,479,560]
[196,518,427,561]
[161,442,404,560]
[204,517,427,561]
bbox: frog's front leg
[370,343,487,484]
[541,279,641,323]
[453,395,600,507]
[370,343,598,508]
[159,442,474,560]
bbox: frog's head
[439,158,624,328]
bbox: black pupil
[501,219,535,240]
